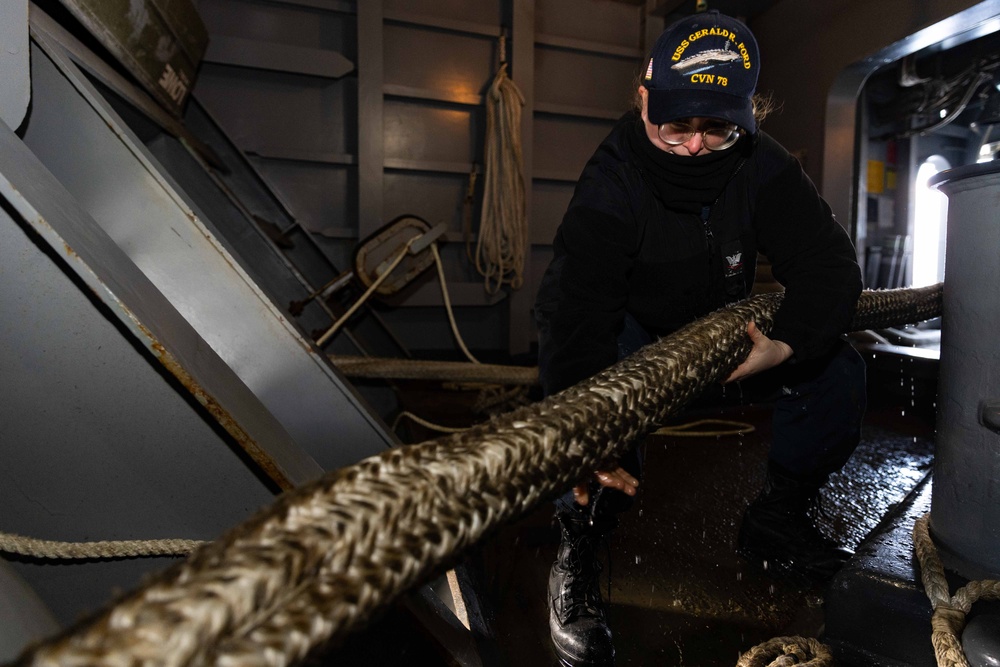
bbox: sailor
[534,11,866,666]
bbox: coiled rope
[913,513,1000,667]
[12,285,942,667]
[736,636,833,666]
[472,36,527,294]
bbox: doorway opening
[912,155,951,288]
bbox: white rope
[654,418,756,437]
[913,513,1000,667]
[316,235,480,362]
[473,53,527,294]
[315,237,416,347]
[390,410,469,435]
[735,636,832,666]
[432,243,481,365]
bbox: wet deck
[323,345,939,666]
[480,403,934,667]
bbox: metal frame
[20,29,398,472]
[821,1,1000,259]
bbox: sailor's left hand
[724,320,793,384]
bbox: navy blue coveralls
[534,112,867,519]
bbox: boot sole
[552,642,614,667]
[549,611,615,666]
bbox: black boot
[548,512,615,666]
[737,463,852,583]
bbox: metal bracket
[979,399,1000,434]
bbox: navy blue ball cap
[643,11,760,132]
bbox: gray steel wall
[191,0,651,356]
[0,0,28,130]
[0,201,277,626]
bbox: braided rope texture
[14,285,942,667]
[0,532,204,560]
[913,513,1000,667]
[735,635,833,666]
[475,63,527,293]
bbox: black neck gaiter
[627,117,749,214]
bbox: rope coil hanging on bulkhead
[473,33,527,293]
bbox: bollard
[930,161,1000,580]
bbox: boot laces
[560,535,606,620]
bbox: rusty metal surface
[0,161,286,635]
[0,113,323,490]
[19,33,397,471]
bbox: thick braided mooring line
[13,285,942,667]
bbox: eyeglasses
[657,121,742,151]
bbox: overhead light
[940,109,948,118]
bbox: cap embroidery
[671,43,740,74]
[644,12,759,129]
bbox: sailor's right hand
[573,467,639,506]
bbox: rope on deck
[13,285,942,667]
[736,635,833,666]
[913,513,1000,667]
[653,418,755,437]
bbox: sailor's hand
[573,467,639,506]
[724,320,793,384]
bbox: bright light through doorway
[912,156,950,287]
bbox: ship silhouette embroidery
[671,43,740,74]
